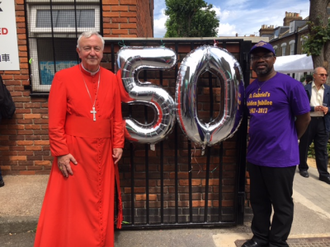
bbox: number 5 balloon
[116,46,177,144]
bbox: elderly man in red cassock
[34,31,125,247]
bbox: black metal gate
[102,38,251,230]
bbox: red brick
[9,156,27,161]
[26,146,42,151]
[120,12,136,17]
[104,12,120,17]
[24,114,41,119]
[34,160,52,166]
[34,140,50,145]
[104,23,119,29]
[103,6,111,11]
[103,0,118,4]
[112,29,129,35]
[120,0,136,4]
[112,6,128,11]
[120,34,137,38]
[112,18,129,23]
[121,23,136,29]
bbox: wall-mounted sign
[0,1,20,70]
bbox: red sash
[65,116,111,138]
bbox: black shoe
[319,175,330,184]
[299,170,309,178]
[241,239,268,247]
[0,179,4,187]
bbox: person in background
[305,74,313,84]
[0,168,4,187]
[302,74,313,86]
[0,75,4,187]
[298,67,330,185]
[243,41,310,247]
[34,31,124,247]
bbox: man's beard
[255,65,273,77]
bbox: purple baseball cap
[250,41,275,55]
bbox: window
[289,40,295,55]
[30,6,98,33]
[273,45,278,56]
[289,22,295,33]
[281,43,287,56]
[26,0,101,93]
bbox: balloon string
[118,40,126,47]
[211,165,218,173]
[201,145,205,156]
[189,145,202,175]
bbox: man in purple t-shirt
[242,41,310,247]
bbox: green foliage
[300,74,312,83]
[308,141,330,163]
[308,142,315,157]
[164,0,219,37]
[302,18,330,56]
[300,75,306,83]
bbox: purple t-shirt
[246,72,310,167]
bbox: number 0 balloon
[175,45,244,147]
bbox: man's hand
[315,106,328,115]
[57,154,78,178]
[113,148,123,164]
[321,106,329,115]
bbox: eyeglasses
[250,54,274,61]
[81,46,102,52]
[317,73,328,77]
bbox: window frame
[281,43,287,56]
[273,45,278,56]
[289,40,295,55]
[30,5,100,34]
[27,2,101,93]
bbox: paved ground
[0,159,329,247]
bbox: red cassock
[34,64,124,247]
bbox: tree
[164,0,219,37]
[303,0,330,73]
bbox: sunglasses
[317,73,328,77]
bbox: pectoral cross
[90,106,97,121]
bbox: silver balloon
[175,45,244,147]
[116,46,177,144]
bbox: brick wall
[103,0,153,37]
[0,0,50,175]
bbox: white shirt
[310,81,325,117]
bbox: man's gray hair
[76,31,105,50]
[313,67,327,74]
